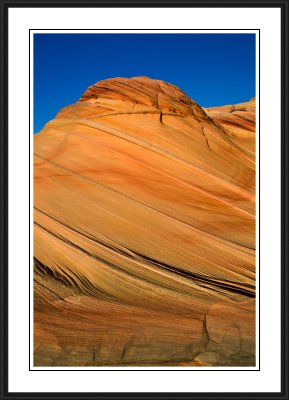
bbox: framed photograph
[1,0,288,399]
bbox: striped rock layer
[34,77,256,367]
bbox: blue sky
[34,33,256,134]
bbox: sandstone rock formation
[34,77,256,366]
[204,98,256,154]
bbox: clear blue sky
[34,33,256,134]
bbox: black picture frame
[0,0,288,399]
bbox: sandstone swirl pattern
[34,77,256,367]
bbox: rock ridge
[78,76,208,120]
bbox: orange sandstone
[34,77,256,366]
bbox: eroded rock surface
[34,77,255,366]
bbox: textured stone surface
[34,77,255,366]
